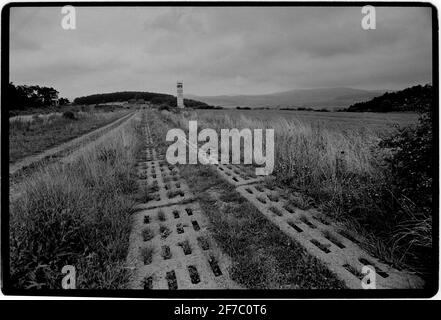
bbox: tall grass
[9,114,142,289]
[9,110,128,163]
[160,109,431,274]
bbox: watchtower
[177,81,184,108]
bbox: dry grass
[160,109,431,275]
[179,164,345,289]
[159,224,171,239]
[157,210,166,221]
[195,108,419,132]
[140,246,155,265]
[9,110,128,163]
[9,113,142,289]
[142,227,155,241]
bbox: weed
[197,236,210,250]
[167,190,184,199]
[188,265,200,283]
[159,224,171,239]
[140,246,155,265]
[135,184,157,202]
[157,210,166,221]
[161,245,172,260]
[141,227,154,241]
[178,239,192,255]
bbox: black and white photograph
[0,2,438,300]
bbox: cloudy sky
[10,6,432,100]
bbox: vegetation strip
[179,164,346,289]
[10,111,135,176]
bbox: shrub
[140,246,154,265]
[142,228,154,241]
[158,104,170,111]
[379,108,433,270]
[62,110,77,120]
[381,110,433,217]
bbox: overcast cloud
[9,6,433,100]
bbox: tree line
[73,91,211,109]
[345,84,432,112]
[7,82,70,111]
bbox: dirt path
[126,117,240,289]
[8,112,137,201]
[9,111,135,176]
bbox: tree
[8,82,62,110]
[37,86,59,106]
[59,98,70,106]
[346,84,432,112]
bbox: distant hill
[73,91,210,109]
[188,87,383,110]
[345,84,432,112]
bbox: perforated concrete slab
[136,160,195,209]
[127,202,240,289]
[236,183,424,289]
[214,163,265,186]
[127,119,239,290]
[175,132,265,187]
[144,147,157,161]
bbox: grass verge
[9,110,129,164]
[9,113,141,289]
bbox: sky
[9,6,433,100]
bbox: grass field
[8,107,430,289]
[9,113,141,289]
[161,107,430,277]
[195,109,419,133]
[9,110,129,164]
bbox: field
[195,109,419,133]
[9,110,129,164]
[7,107,429,291]
[9,111,141,289]
[162,107,431,280]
